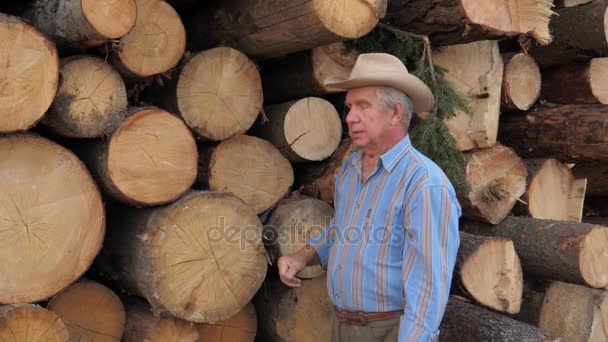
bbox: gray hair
[375,86,414,129]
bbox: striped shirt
[307,134,461,341]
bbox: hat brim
[325,74,434,113]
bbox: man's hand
[278,254,307,287]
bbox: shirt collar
[349,134,412,173]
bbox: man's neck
[362,131,407,159]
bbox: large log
[460,144,528,224]
[515,159,587,222]
[0,134,105,303]
[461,217,608,288]
[541,58,608,104]
[498,104,608,162]
[384,0,555,46]
[197,134,294,214]
[254,97,343,162]
[41,55,128,138]
[264,194,334,279]
[26,0,136,50]
[0,304,70,342]
[456,232,523,314]
[47,280,126,342]
[75,107,198,206]
[112,0,185,77]
[530,0,608,67]
[261,42,359,104]
[433,40,503,151]
[0,13,59,133]
[196,302,257,342]
[502,53,542,112]
[95,191,268,323]
[123,297,200,342]
[439,298,562,342]
[187,0,383,60]
[255,276,333,342]
[572,163,608,197]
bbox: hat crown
[349,53,409,79]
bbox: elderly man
[277,53,461,342]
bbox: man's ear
[391,101,404,126]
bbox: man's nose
[345,108,358,124]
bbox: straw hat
[324,53,434,113]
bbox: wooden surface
[501,53,541,112]
[196,302,257,342]
[123,298,200,342]
[541,58,608,104]
[0,304,70,342]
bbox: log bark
[460,217,608,288]
[196,302,257,342]
[254,97,343,162]
[261,42,359,104]
[41,55,128,138]
[187,0,383,60]
[384,0,554,46]
[295,138,358,205]
[74,107,198,206]
[0,134,105,303]
[47,280,126,342]
[254,276,334,342]
[123,297,200,342]
[264,194,334,279]
[433,40,503,151]
[197,134,294,214]
[541,58,608,105]
[456,232,523,314]
[502,53,542,112]
[112,0,185,77]
[530,0,608,67]
[0,13,59,133]
[460,144,527,224]
[572,163,608,197]
[95,191,268,323]
[170,47,263,141]
[515,158,586,222]
[498,104,608,162]
[26,0,136,50]
[0,304,70,341]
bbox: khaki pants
[331,316,400,342]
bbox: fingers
[278,257,303,288]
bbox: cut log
[196,302,257,342]
[515,158,586,222]
[0,304,70,342]
[439,298,562,342]
[255,97,343,162]
[502,53,542,112]
[384,0,555,46]
[296,138,357,205]
[0,134,104,303]
[47,280,126,342]
[26,0,136,50]
[255,276,333,342]
[0,14,59,133]
[174,47,263,141]
[187,0,383,60]
[530,0,608,67]
[433,40,503,151]
[41,55,128,138]
[541,58,608,105]
[499,104,608,162]
[75,107,198,206]
[460,217,608,288]
[460,143,527,224]
[261,42,359,104]
[123,297,200,342]
[572,163,608,197]
[95,191,268,323]
[112,0,185,77]
[198,134,294,214]
[456,232,523,314]
[264,194,334,279]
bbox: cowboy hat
[324,53,434,113]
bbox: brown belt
[334,308,403,326]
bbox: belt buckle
[350,311,368,326]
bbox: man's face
[345,86,395,149]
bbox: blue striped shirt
[307,134,461,341]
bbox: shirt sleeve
[398,185,461,342]
[306,214,337,269]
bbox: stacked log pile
[0,0,605,341]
